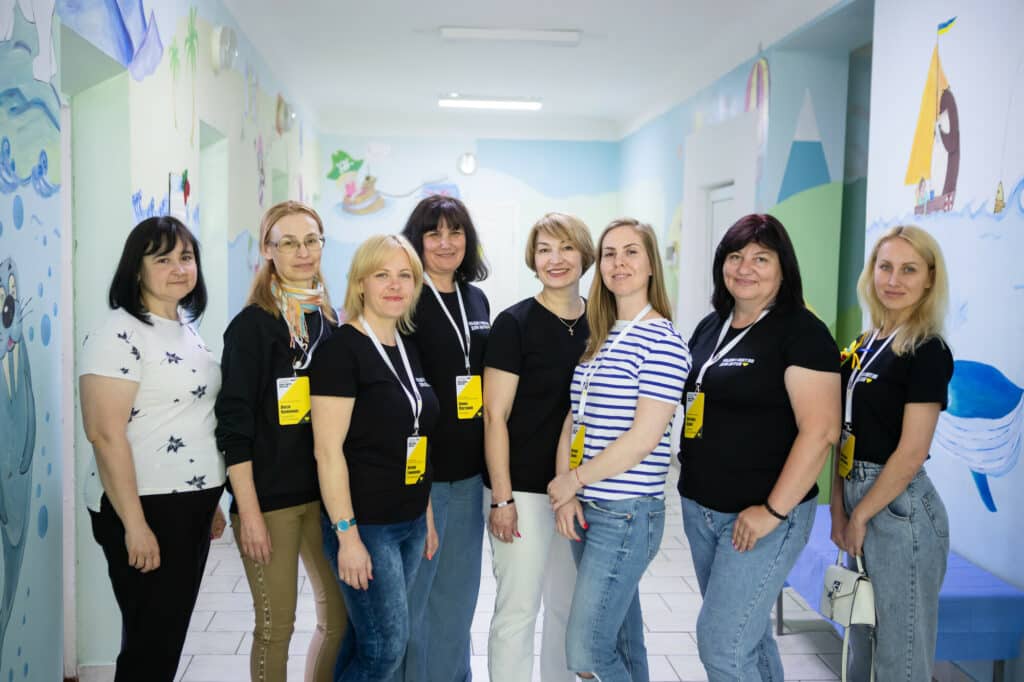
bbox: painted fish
[932,360,1023,512]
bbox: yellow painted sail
[905,45,949,185]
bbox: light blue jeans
[566,496,666,682]
[320,512,427,682]
[681,495,815,681]
[842,461,949,682]
[399,475,484,682]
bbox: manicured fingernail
[514,531,521,538]
[583,523,589,529]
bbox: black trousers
[90,486,223,682]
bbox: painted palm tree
[168,38,180,129]
[184,6,199,146]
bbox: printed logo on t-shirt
[719,357,756,368]
[469,320,491,332]
[416,377,431,389]
[857,372,879,384]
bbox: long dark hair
[711,214,803,316]
[108,216,207,324]
[401,195,489,282]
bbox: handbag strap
[840,625,876,682]
[835,549,867,575]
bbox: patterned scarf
[271,276,324,348]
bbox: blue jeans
[399,475,484,682]
[681,495,815,682]
[842,461,949,682]
[320,512,427,682]
[566,496,666,682]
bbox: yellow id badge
[683,391,705,439]
[570,423,586,469]
[405,436,428,485]
[838,428,855,478]
[277,376,311,425]
[456,375,483,420]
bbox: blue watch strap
[335,517,357,532]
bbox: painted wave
[0,138,60,197]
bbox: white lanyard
[360,316,423,435]
[576,304,652,424]
[844,328,897,426]
[694,309,770,390]
[292,310,327,372]
[423,273,471,374]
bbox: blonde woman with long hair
[215,201,346,682]
[309,235,440,681]
[547,218,691,681]
[830,225,953,681]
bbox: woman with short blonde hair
[482,213,595,682]
[832,224,953,681]
[216,201,346,682]
[311,234,440,680]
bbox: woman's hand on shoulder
[732,504,782,552]
[337,533,373,590]
[555,499,586,542]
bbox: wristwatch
[335,517,357,532]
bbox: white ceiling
[223,0,842,139]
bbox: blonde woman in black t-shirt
[310,234,441,681]
[831,225,953,682]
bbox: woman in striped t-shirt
[548,218,691,681]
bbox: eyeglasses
[268,235,326,254]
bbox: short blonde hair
[524,213,596,274]
[343,234,424,334]
[248,201,337,323]
[583,219,672,362]
[857,225,949,355]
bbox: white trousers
[484,488,577,682]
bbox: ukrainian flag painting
[937,16,957,35]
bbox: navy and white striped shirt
[570,318,691,500]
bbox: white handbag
[820,551,876,682]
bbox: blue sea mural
[0,1,62,677]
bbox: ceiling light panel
[438,96,543,111]
[439,27,580,46]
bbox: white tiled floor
[172,472,845,681]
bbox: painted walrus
[0,256,35,651]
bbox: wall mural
[56,0,163,80]
[905,17,960,215]
[868,0,1024,588]
[0,1,60,677]
[325,147,453,217]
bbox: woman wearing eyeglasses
[215,201,347,682]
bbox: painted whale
[0,256,34,649]
[932,360,1022,512]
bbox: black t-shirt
[406,282,490,482]
[309,324,440,525]
[483,297,589,494]
[842,334,953,465]
[678,306,840,513]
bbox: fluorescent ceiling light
[440,27,580,46]
[438,96,542,112]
